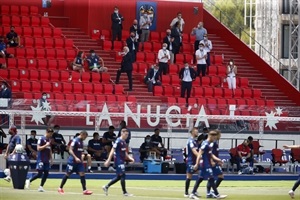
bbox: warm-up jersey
[8,134,21,153]
[186,137,198,165]
[200,140,213,168]
[37,136,51,163]
[113,138,127,165]
[68,137,84,163]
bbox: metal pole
[249,0,252,48]
[288,0,294,82]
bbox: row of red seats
[6,48,76,60]
[22,37,74,49]
[0,5,39,16]
[3,69,111,83]
[10,80,120,94]
[167,97,274,108]
[1,26,62,38]
[3,58,68,70]
[154,85,261,99]
[1,15,49,27]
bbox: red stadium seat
[138,63,148,74]
[169,64,179,74]
[143,42,153,52]
[182,33,189,43]
[182,43,192,54]
[213,55,223,65]
[145,52,156,63]
[19,69,29,80]
[21,16,30,26]
[24,37,34,47]
[50,70,60,81]
[170,75,180,85]
[209,66,218,75]
[17,58,27,69]
[39,70,50,81]
[44,38,54,48]
[150,32,160,42]
[34,38,44,48]
[193,87,203,97]
[57,60,68,70]
[101,30,111,39]
[56,49,66,60]
[238,77,249,88]
[152,42,161,52]
[27,59,37,69]
[113,41,123,50]
[127,96,136,102]
[213,88,223,98]
[163,85,173,96]
[7,59,17,68]
[85,94,95,101]
[211,76,221,86]
[256,99,265,107]
[204,87,213,97]
[136,52,145,62]
[177,97,186,105]
[11,16,20,26]
[101,73,111,83]
[16,48,26,58]
[31,16,40,26]
[29,70,39,81]
[1,15,10,26]
[66,49,76,60]
[185,54,193,64]
[23,27,32,37]
[60,71,70,82]
[242,88,252,98]
[73,83,83,94]
[10,5,19,15]
[271,149,288,165]
[47,60,57,70]
[91,73,101,82]
[54,38,64,48]
[102,41,112,50]
[37,59,47,70]
[62,82,73,93]
[234,88,243,98]
[266,100,275,107]
[75,94,85,102]
[11,80,20,91]
[20,6,29,16]
[192,77,201,86]
[23,93,33,99]
[42,27,52,38]
[252,89,262,99]
[246,99,255,106]
[64,39,74,49]
[176,54,185,64]
[173,86,181,96]
[30,6,39,15]
[217,65,226,76]
[31,81,41,92]
[114,85,124,95]
[65,94,75,101]
[46,49,56,59]
[103,84,113,94]
[93,83,103,94]
[161,75,170,85]
[201,77,210,86]
[1,6,10,15]
[40,17,50,27]
[223,88,232,98]
[41,81,52,93]
[21,81,31,92]
[83,84,93,94]
[53,28,62,38]
[70,71,80,81]
[81,72,91,82]
[121,30,129,41]
[35,49,45,58]
[153,86,163,96]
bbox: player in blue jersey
[184,128,199,197]
[58,130,93,195]
[283,144,300,199]
[190,130,227,199]
[25,128,53,192]
[206,129,225,198]
[102,128,135,197]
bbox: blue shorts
[199,167,214,179]
[186,164,195,174]
[116,163,125,175]
[212,165,223,176]
[66,162,85,174]
[36,161,50,171]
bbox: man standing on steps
[111,6,124,49]
[115,46,133,91]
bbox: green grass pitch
[0,179,298,200]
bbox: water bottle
[282,150,287,161]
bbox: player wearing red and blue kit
[103,128,134,197]
[190,130,227,199]
[58,130,92,195]
[26,128,53,192]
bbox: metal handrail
[203,0,299,83]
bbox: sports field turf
[0,179,298,200]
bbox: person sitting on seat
[86,50,107,73]
[26,130,38,159]
[144,64,161,92]
[102,126,117,155]
[6,26,21,47]
[69,51,85,82]
[139,135,160,162]
[150,128,167,160]
[51,125,68,159]
[236,139,254,175]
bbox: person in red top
[236,139,253,174]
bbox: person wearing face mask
[86,50,107,73]
[163,29,175,64]
[6,26,21,47]
[26,130,38,159]
[115,47,133,91]
[195,43,208,77]
[226,59,237,96]
[139,11,152,50]
[144,64,161,92]
[191,22,207,53]
[111,6,124,48]
[171,21,181,63]
[200,34,213,75]
[170,12,185,32]
[0,82,12,101]
[157,43,171,77]
[129,19,141,41]
[179,63,196,104]
[38,92,54,126]
[51,124,67,159]
[126,32,139,62]
[139,135,160,162]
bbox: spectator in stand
[69,51,85,82]
[0,82,12,124]
[139,11,152,50]
[87,50,107,73]
[126,32,139,62]
[226,59,237,97]
[117,120,131,145]
[51,125,67,159]
[0,127,7,153]
[6,26,21,47]
[236,139,253,175]
[158,43,171,77]
[144,64,161,92]
[26,130,38,160]
[170,21,181,63]
[115,46,133,91]
[139,135,161,162]
[111,6,124,48]
[195,43,207,77]
[179,62,196,104]
[150,128,167,160]
[0,36,13,69]
[102,126,117,154]
[163,29,175,64]
[200,34,213,75]
[170,12,185,32]
[191,22,207,52]
[129,19,140,41]
[38,92,54,126]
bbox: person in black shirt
[139,135,161,162]
[150,128,167,160]
[102,126,116,153]
[0,127,7,153]
[51,125,67,159]
[117,121,131,144]
[26,130,38,159]
[248,136,254,158]
[6,26,21,47]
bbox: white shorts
[227,76,236,89]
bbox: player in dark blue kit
[25,128,53,192]
[58,130,93,195]
[102,128,135,196]
[184,128,199,197]
[190,130,227,199]
[206,130,225,198]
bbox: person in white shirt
[226,59,237,96]
[139,12,152,50]
[157,43,171,77]
[144,64,161,92]
[179,63,196,104]
[170,12,185,32]
[200,34,212,74]
[195,43,207,77]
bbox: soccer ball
[3,168,10,176]
[15,144,24,153]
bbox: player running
[25,127,53,192]
[58,130,93,195]
[283,144,300,199]
[190,130,227,199]
[102,128,134,197]
[206,129,225,198]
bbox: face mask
[114,10,118,14]
[204,37,207,40]
[54,129,59,133]
[198,25,202,28]
[1,85,5,89]
[167,33,171,36]
[131,35,135,38]
[178,16,182,19]
[30,135,35,139]
[144,14,147,17]
[162,47,167,50]
[146,139,151,143]
[230,62,233,65]
[199,47,203,50]
[185,66,189,69]
[91,53,95,57]
[133,23,137,25]
[42,95,47,100]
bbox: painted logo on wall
[136,2,157,31]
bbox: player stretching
[184,128,200,197]
[58,130,92,195]
[190,131,227,199]
[26,128,53,191]
[283,144,300,199]
[206,129,225,198]
[102,128,134,196]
